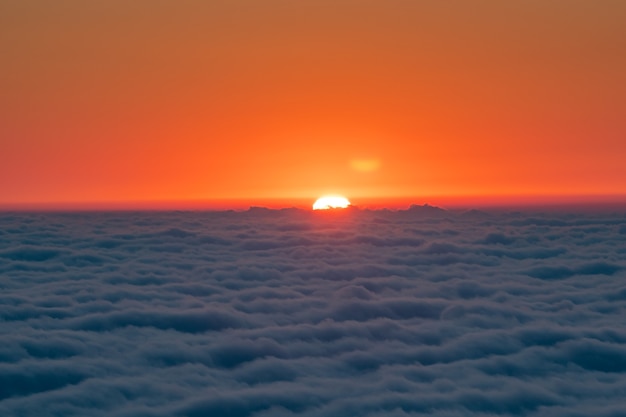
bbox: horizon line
[2,194,626,212]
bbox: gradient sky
[1,0,625,208]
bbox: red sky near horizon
[1,1,625,209]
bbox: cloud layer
[1,206,626,416]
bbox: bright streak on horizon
[312,195,351,210]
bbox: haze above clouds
[1,206,626,416]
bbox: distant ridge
[242,203,449,216]
[406,204,447,215]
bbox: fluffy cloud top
[1,206,625,416]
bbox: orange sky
[1,1,625,209]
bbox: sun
[312,195,351,210]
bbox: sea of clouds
[1,205,626,416]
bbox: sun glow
[312,195,351,210]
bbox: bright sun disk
[313,195,351,210]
